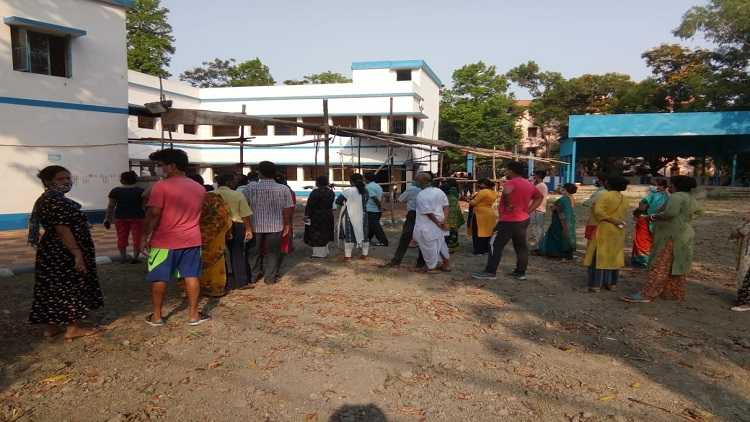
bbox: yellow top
[215,186,253,223]
[468,188,498,238]
[583,190,628,270]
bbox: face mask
[154,167,166,178]
[51,182,72,193]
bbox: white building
[128,60,442,196]
[0,0,132,230]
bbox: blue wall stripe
[351,60,443,86]
[200,92,422,103]
[133,141,399,150]
[0,210,105,231]
[93,0,135,8]
[0,96,128,114]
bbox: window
[274,118,298,136]
[11,27,70,77]
[391,117,407,134]
[285,166,299,182]
[396,69,412,81]
[363,116,381,131]
[333,166,355,182]
[332,116,356,128]
[213,125,239,137]
[183,124,197,135]
[251,124,268,136]
[303,166,325,181]
[412,118,420,136]
[137,116,156,129]
[527,127,539,138]
[303,117,324,136]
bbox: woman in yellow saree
[199,189,233,297]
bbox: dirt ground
[1,199,750,422]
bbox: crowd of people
[25,150,750,340]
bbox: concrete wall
[0,0,129,228]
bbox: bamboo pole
[492,146,497,181]
[323,99,330,173]
[239,104,246,167]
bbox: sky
[161,0,708,97]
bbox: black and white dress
[30,191,103,325]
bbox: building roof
[93,0,135,8]
[351,60,443,87]
[569,111,750,138]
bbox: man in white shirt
[413,173,450,272]
[384,174,427,267]
[529,170,549,250]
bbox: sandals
[188,312,210,326]
[145,314,165,327]
[63,327,102,343]
[621,292,652,303]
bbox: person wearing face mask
[27,165,104,342]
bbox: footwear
[264,275,279,284]
[187,312,210,326]
[381,261,400,268]
[621,292,652,303]
[145,314,165,327]
[731,305,750,312]
[604,284,617,291]
[471,272,497,280]
[509,271,527,281]
[588,287,601,293]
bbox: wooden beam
[323,99,330,172]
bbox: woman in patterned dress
[28,166,103,341]
[730,217,750,312]
[622,176,701,303]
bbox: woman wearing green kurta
[623,176,700,303]
[583,176,629,292]
[538,183,577,260]
[443,179,465,253]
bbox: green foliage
[180,58,275,88]
[440,62,521,169]
[284,71,352,85]
[641,44,713,109]
[673,0,750,108]
[126,0,175,78]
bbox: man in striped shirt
[242,161,294,284]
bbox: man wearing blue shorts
[142,149,208,326]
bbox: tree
[284,71,352,85]
[180,58,275,88]
[673,0,750,108]
[227,58,275,87]
[127,0,175,78]
[440,62,522,170]
[641,44,712,109]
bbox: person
[365,173,388,247]
[336,173,370,260]
[104,171,145,264]
[583,174,608,244]
[623,176,701,303]
[442,178,465,253]
[467,179,497,255]
[236,171,258,197]
[631,179,669,267]
[142,149,208,326]
[189,174,233,297]
[413,173,451,273]
[304,175,335,258]
[537,183,578,260]
[242,161,294,284]
[529,170,549,251]
[384,176,425,267]
[472,161,543,281]
[275,174,296,254]
[215,173,254,289]
[28,166,103,341]
[730,216,750,311]
[583,176,629,292]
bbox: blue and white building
[0,0,133,229]
[128,60,443,196]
